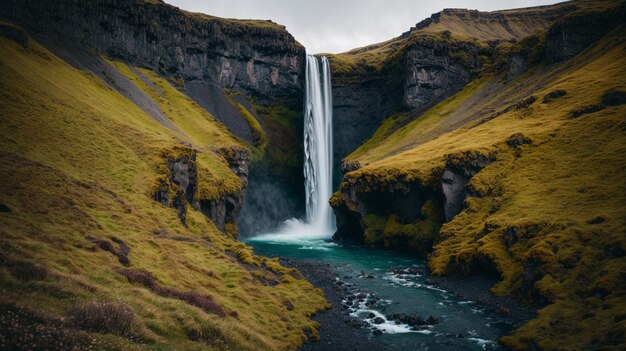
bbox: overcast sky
[164,0,563,54]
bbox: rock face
[402,38,480,110]
[546,3,626,63]
[331,171,445,253]
[0,0,305,102]
[331,151,493,252]
[441,152,495,221]
[153,146,250,237]
[329,34,482,166]
[199,148,250,235]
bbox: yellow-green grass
[105,59,245,199]
[340,26,626,350]
[0,34,327,350]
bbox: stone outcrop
[199,147,250,235]
[546,2,626,63]
[441,152,495,221]
[153,149,198,225]
[332,151,494,251]
[329,34,482,167]
[153,146,250,237]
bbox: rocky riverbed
[285,257,535,351]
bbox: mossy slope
[335,8,626,351]
[0,30,327,350]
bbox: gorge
[1,0,625,350]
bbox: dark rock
[426,315,440,325]
[587,216,606,225]
[602,89,626,106]
[522,257,544,300]
[373,317,385,324]
[506,133,533,148]
[571,104,605,118]
[372,329,383,336]
[441,151,495,221]
[513,95,537,110]
[407,314,427,326]
[507,54,528,78]
[546,3,626,63]
[367,313,376,319]
[340,160,362,174]
[441,168,468,222]
[0,22,28,48]
[542,89,567,103]
[504,226,519,247]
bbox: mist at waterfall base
[245,56,512,349]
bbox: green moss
[363,214,386,246]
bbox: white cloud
[164,0,563,54]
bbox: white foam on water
[353,308,417,334]
[468,337,496,349]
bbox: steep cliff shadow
[185,82,253,143]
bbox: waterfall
[249,55,334,242]
[303,54,334,234]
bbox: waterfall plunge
[250,55,334,243]
[304,55,334,233]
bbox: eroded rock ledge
[331,151,494,253]
[152,145,250,237]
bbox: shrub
[117,269,228,316]
[116,268,157,288]
[68,300,136,336]
[7,262,48,281]
[0,303,91,350]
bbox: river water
[246,235,511,351]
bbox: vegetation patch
[67,300,137,337]
[117,268,228,317]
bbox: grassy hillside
[336,14,626,351]
[0,28,327,350]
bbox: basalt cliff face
[1,0,304,100]
[331,0,626,349]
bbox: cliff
[0,2,327,349]
[326,0,595,167]
[331,0,626,349]
[0,0,307,235]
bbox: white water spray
[250,54,334,242]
